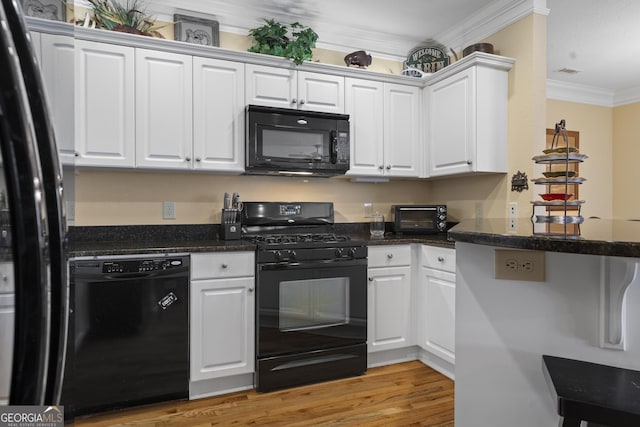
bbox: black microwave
[246,105,350,176]
[392,205,447,234]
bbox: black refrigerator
[0,0,68,411]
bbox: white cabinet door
[135,49,193,169]
[193,57,245,172]
[40,34,75,164]
[75,40,135,167]
[418,267,455,364]
[428,67,475,176]
[0,294,14,405]
[428,65,508,177]
[345,78,384,176]
[190,277,255,381]
[367,265,412,353]
[245,64,296,109]
[297,71,344,113]
[246,65,345,113]
[383,83,421,177]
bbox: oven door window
[399,210,435,228]
[280,277,349,331]
[257,260,366,357]
[259,126,329,162]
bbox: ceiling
[123,0,640,100]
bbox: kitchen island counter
[448,217,640,257]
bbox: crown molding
[435,0,550,51]
[547,79,640,108]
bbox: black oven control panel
[257,245,367,264]
[97,258,185,274]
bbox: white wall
[454,242,640,426]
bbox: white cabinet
[367,245,412,353]
[135,49,193,169]
[36,33,75,164]
[346,79,421,177]
[75,40,135,167]
[427,63,509,176]
[190,252,255,382]
[246,64,345,113]
[193,57,245,172]
[417,245,456,364]
[0,293,14,405]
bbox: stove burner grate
[244,233,351,245]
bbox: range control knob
[289,250,297,260]
[335,248,344,258]
[438,222,446,229]
[274,251,283,261]
[348,248,357,258]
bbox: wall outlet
[163,201,176,220]
[494,249,545,281]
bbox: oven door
[256,258,366,358]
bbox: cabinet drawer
[368,245,411,268]
[421,245,456,273]
[191,252,255,279]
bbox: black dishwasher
[67,255,189,416]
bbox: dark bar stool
[542,355,640,427]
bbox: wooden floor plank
[76,361,454,426]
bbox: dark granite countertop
[66,223,453,258]
[449,218,640,257]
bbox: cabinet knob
[386,165,391,170]
[74,152,79,157]
[387,253,394,259]
[466,160,472,165]
[248,288,254,293]
[185,157,191,162]
[299,99,306,105]
[437,256,445,262]
[221,263,228,269]
[195,157,201,162]
[291,98,297,104]
[378,165,384,170]
[368,277,373,282]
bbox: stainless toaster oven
[392,205,447,234]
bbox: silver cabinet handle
[195,157,201,162]
[368,277,373,282]
[386,165,391,170]
[74,152,79,157]
[185,157,191,162]
[248,288,254,293]
[437,256,445,262]
[387,253,394,259]
[221,263,228,269]
[466,160,472,165]
[378,165,384,170]
[299,99,306,105]
[291,98,297,104]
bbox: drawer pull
[387,253,394,259]
[248,288,254,293]
[368,277,373,282]
[221,263,228,269]
[437,256,445,262]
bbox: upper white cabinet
[135,48,193,169]
[346,79,421,177]
[246,64,345,113]
[193,57,245,172]
[37,33,75,164]
[367,245,413,353]
[417,245,456,364]
[75,40,135,167]
[427,57,511,177]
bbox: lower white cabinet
[367,245,412,353]
[417,246,456,364]
[190,252,255,383]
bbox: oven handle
[258,258,366,271]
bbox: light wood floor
[75,361,454,426]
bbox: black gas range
[241,202,368,392]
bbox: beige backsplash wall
[613,101,640,220]
[74,170,434,225]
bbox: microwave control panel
[336,131,349,163]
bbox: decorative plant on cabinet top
[248,19,318,65]
[85,0,165,37]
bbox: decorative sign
[405,43,450,74]
[511,171,529,192]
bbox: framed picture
[174,14,220,47]
[22,0,66,22]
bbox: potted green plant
[248,19,318,65]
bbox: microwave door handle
[330,130,338,164]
